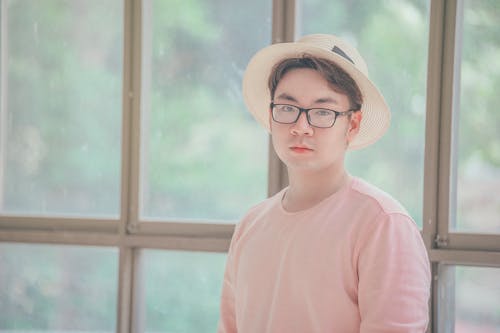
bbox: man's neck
[282,166,349,212]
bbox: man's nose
[290,112,313,136]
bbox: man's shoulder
[233,189,285,238]
[349,177,409,216]
[245,188,284,218]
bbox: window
[1,1,499,332]
[0,0,123,217]
[139,0,269,221]
[454,0,500,234]
[0,243,118,331]
[437,265,500,332]
[135,250,226,332]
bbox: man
[218,34,430,333]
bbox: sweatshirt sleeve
[357,212,431,333]
[217,224,241,333]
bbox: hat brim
[242,42,390,150]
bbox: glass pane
[0,0,123,217]
[447,265,500,332]
[136,250,226,333]
[0,243,118,332]
[454,0,500,233]
[298,0,430,228]
[140,0,270,221]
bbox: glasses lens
[273,104,299,123]
[309,109,336,128]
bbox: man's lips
[290,146,314,153]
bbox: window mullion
[121,0,142,236]
[437,0,460,246]
[117,246,135,333]
[424,0,446,252]
[271,0,295,44]
[429,0,461,332]
[0,0,7,211]
[425,1,448,331]
[425,1,462,332]
[117,0,142,332]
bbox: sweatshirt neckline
[277,175,354,216]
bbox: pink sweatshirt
[218,176,430,333]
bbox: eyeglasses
[270,103,358,128]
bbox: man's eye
[280,105,296,112]
[314,109,334,116]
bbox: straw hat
[242,34,390,149]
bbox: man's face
[270,68,361,173]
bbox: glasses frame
[270,102,359,128]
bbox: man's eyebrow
[314,97,339,105]
[274,93,298,102]
[275,93,339,105]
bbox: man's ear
[346,111,362,142]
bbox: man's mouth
[290,146,313,153]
